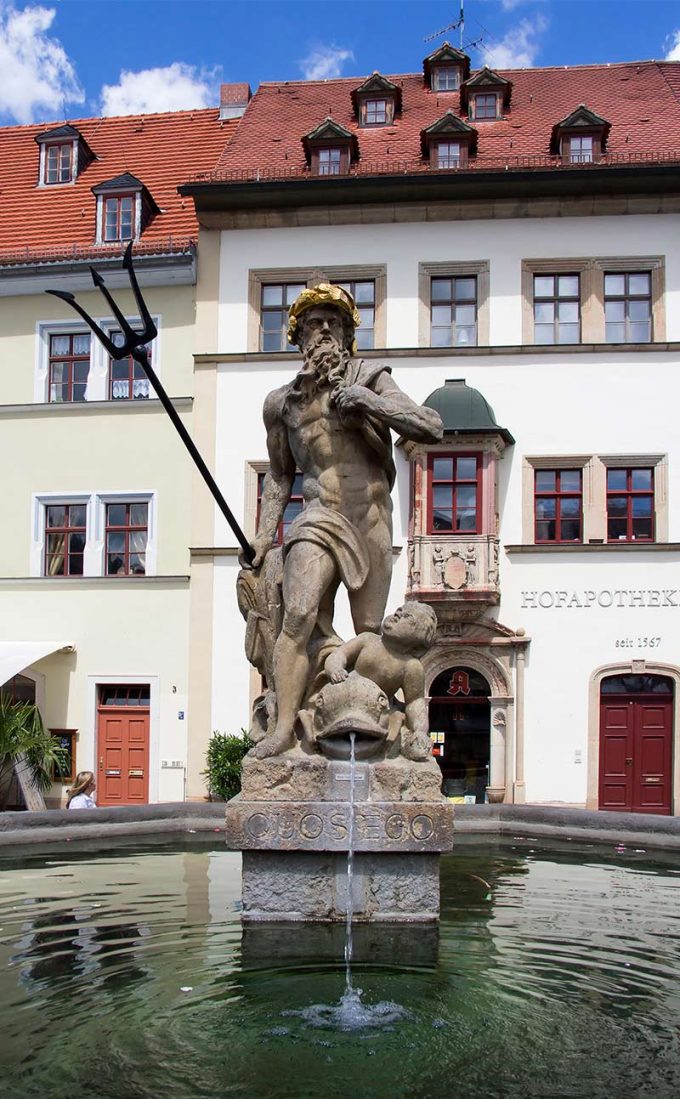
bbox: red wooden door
[97,685,150,806]
[599,696,672,815]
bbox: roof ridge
[0,105,222,136]
[255,58,675,91]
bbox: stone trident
[46,243,255,565]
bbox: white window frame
[38,138,78,188]
[31,491,157,577]
[100,316,162,402]
[93,491,157,576]
[36,315,161,404]
[31,492,94,578]
[95,193,142,245]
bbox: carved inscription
[228,799,453,853]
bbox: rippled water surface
[2,837,680,1098]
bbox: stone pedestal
[225,751,454,923]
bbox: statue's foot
[401,735,432,763]
[253,730,295,759]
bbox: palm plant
[0,694,67,810]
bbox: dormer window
[421,111,477,169]
[318,148,344,176]
[569,135,593,164]
[423,43,470,94]
[351,73,400,127]
[365,98,389,125]
[302,118,358,176]
[550,105,610,165]
[105,195,135,241]
[91,173,158,244]
[436,142,461,169]
[45,142,73,184]
[461,67,512,122]
[35,124,93,187]
[471,93,499,121]
[433,66,460,92]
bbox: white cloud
[0,3,83,124]
[500,0,527,9]
[664,29,680,60]
[300,44,354,81]
[100,62,219,117]
[480,16,547,69]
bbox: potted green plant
[0,695,68,811]
[203,731,253,802]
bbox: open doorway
[429,666,490,803]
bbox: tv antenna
[424,3,465,50]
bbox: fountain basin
[2,834,680,1097]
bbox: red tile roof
[207,60,680,182]
[0,108,236,263]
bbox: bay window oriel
[428,454,482,534]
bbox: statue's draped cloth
[283,506,369,592]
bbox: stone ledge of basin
[454,803,680,838]
[0,801,226,832]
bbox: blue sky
[1,0,680,124]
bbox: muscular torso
[283,386,392,532]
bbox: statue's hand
[333,384,377,417]
[244,533,274,570]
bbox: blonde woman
[67,771,97,809]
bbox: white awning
[0,641,73,688]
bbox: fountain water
[344,732,356,994]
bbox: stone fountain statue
[227,284,455,922]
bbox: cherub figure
[323,601,438,761]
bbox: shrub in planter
[203,731,253,801]
[0,696,68,811]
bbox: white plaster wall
[210,210,680,804]
[217,214,680,350]
[502,555,680,805]
[0,584,190,803]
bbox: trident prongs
[46,242,157,361]
[45,245,256,566]
[122,241,157,343]
[45,286,123,358]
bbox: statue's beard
[294,333,351,399]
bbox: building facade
[182,51,680,813]
[0,100,240,805]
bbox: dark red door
[97,685,150,806]
[600,693,672,815]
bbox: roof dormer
[421,110,477,168]
[423,42,471,93]
[91,173,159,243]
[550,104,611,163]
[302,118,359,176]
[461,67,512,121]
[351,72,401,127]
[35,124,94,187]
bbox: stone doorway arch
[424,646,514,802]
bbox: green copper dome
[424,378,514,444]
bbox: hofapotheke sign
[521,589,680,609]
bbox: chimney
[219,83,252,120]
